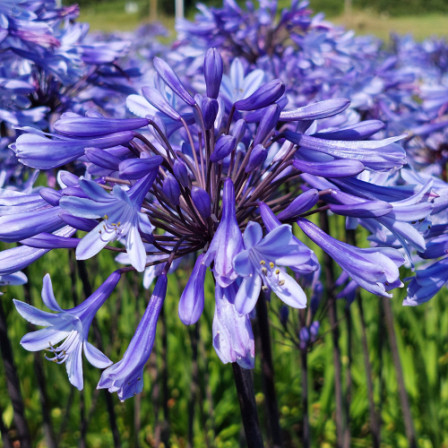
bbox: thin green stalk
[383,298,417,447]
[358,297,380,448]
[319,212,346,448]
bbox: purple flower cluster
[1,0,447,400]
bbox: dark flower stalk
[256,290,282,447]
[298,308,311,448]
[0,302,31,448]
[232,363,264,448]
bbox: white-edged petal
[20,327,69,351]
[234,274,262,315]
[41,274,63,311]
[65,339,84,390]
[84,342,113,369]
[266,269,307,309]
[13,299,61,326]
[76,222,114,260]
[126,225,146,272]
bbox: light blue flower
[60,172,158,272]
[213,282,255,369]
[13,271,121,390]
[233,221,308,314]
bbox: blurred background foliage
[67,0,448,16]
[68,0,448,41]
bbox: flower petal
[20,327,68,351]
[84,342,113,369]
[265,269,307,309]
[41,274,63,311]
[13,299,61,326]
[234,274,262,315]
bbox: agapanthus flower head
[4,43,434,402]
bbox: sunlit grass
[79,5,175,34]
[333,11,448,41]
[80,3,448,43]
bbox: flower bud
[173,159,190,188]
[85,148,120,171]
[39,188,62,206]
[234,79,285,111]
[153,57,196,106]
[119,156,163,179]
[54,113,149,138]
[178,254,207,325]
[162,173,180,206]
[210,135,236,162]
[204,48,223,99]
[279,98,350,122]
[253,104,280,146]
[231,119,247,142]
[277,189,319,221]
[201,97,219,130]
[245,144,267,172]
[192,187,211,220]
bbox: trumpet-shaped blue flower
[97,274,167,401]
[13,271,121,390]
[297,218,405,297]
[205,179,243,287]
[233,222,308,314]
[404,258,448,306]
[60,172,159,272]
[213,283,255,369]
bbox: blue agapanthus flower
[3,0,445,400]
[14,270,121,389]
